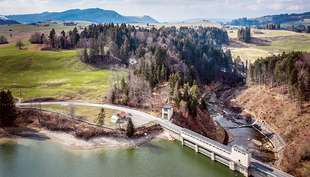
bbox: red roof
[118,112,127,118]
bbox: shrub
[300,149,310,161]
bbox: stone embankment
[252,119,286,166]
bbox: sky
[0,0,310,22]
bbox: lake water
[0,137,242,177]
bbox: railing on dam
[181,128,231,157]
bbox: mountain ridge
[227,11,310,26]
[3,8,158,24]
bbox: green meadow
[0,24,89,36]
[228,29,310,63]
[0,43,110,102]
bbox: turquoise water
[0,138,242,177]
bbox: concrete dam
[158,121,293,177]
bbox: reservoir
[0,137,242,177]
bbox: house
[162,105,173,120]
[117,111,127,119]
[253,30,263,34]
[111,115,119,123]
[63,22,76,26]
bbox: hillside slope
[227,11,310,27]
[4,8,158,24]
[234,86,310,176]
[0,44,110,102]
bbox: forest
[30,23,243,117]
[248,51,310,109]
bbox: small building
[230,144,251,168]
[253,30,263,34]
[117,111,127,119]
[162,105,173,120]
[111,115,119,123]
[63,22,76,26]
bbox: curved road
[16,99,182,132]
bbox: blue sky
[0,0,310,22]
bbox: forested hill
[227,11,310,26]
[0,19,20,25]
[4,8,158,24]
[248,51,310,106]
[37,23,241,88]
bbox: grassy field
[0,24,89,37]
[228,29,310,63]
[132,21,222,29]
[21,104,121,127]
[0,43,111,102]
[227,29,308,38]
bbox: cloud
[0,0,309,22]
[268,3,283,10]
[287,5,303,10]
[246,5,261,11]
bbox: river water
[209,104,275,162]
[0,137,242,177]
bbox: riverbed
[208,87,275,162]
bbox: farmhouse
[253,30,263,34]
[63,22,76,26]
[162,105,173,120]
[117,111,127,120]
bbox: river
[0,137,242,177]
[208,87,275,162]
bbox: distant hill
[227,11,310,26]
[3,8,158,24]
[0,19,20,25]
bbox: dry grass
[20,104,121,127]
[234,85,310,176]
[2,109,162,141]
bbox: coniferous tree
[120,37,130,65]
[89,38,99,63]
[136,44,145,59]
[49,28,56,48]
[306,25,310,33]
[0,90,17,126]
[96,108,105,125]
[126,118,135,137]
[72,27,80,46]
[110,90,116,103]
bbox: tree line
[266,23,280,30]
[237,27,251,43]
[248,51,310,109]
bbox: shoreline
[0,129,169,150]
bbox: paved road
[16,101,177,128]
[251,159,293,177]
